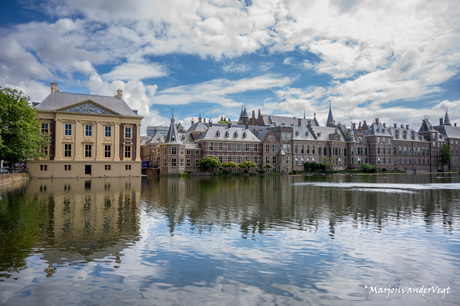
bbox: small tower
[444,110,451,126]
[160,111,186,174]
[326,102,335,127]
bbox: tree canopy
[238,161,257,170]
[440,144,451,169]
[222,161,238,169]
[199,155,222,170]
[0,88,48,165]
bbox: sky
[1,0,460,135]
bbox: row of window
[208,142,259,152]
[40,164,132,171]
[42,122,133,138]
[62,144,132,159]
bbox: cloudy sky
[1,0,460,134]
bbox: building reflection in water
[141,174,458,239]
[26,177,141,277]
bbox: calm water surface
[1,174,459,305]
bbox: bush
[361,163,378,173]
[257,169,265,174]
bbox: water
[1,174,459,305]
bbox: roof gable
[57,100,120,116]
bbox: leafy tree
[239,161,257,172]
[0,88,48,166]
[199,155,222,171]
[360,163,378,173]
[321,157,334,171]
[222,161,238,170]
[440,144,451,169]
[263,164,273,169]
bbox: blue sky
[1,0,460,134]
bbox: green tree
[199,155,222,171]
[0,88,48,166]
[239,161,257,173]
[321,157,334,171]
[360,163,378,173]
[440,144,451,169]
[222,161,238,170]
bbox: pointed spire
[326,102,335,127]
[444,109,451,126]
[304,109,306,119]
[164,109,182,144]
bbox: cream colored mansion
[28,83,142,178]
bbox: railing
[0,168,28,175]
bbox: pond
[0,173,459,305]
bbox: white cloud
[152,75,291,106]
[104,62,167,81]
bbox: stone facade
[29,83,142,178]
[142,107,460,174]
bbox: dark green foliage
[440,144,451,168]
[360,163,378,173]
[304,161,326,172]
[199,155,222,170]
[0,88,48,164]
[238,161,257,171]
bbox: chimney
[455,123,457,127]
[383,123,386,128]
[307,120,311,127]
[209,120,212,127]
[115,89,123,99]
[401,124,404,128]
[406,125,409,130]
[228,122,232,128]
[375,118,379,124]
[198,116,202,123]
[440,118,443,125]
[352,123,356,130]
[191,118,194,125]
[298,118,302,126]
[394,123,397,128]
[50,82,58,93]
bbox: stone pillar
[75,120,82,160]
[135,123,141,161]
[114,122,120,161]
[54,119,63,160]
[96,121,103,159]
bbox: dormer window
[243,132,247,138]
[382,129,385,133]
[317,132,321,137]
[305,131,309,136]
[216,130,221,137]
[296,131,299,136]
[234,131,238,138]
[225,131,230,138]
[376,128,380,132]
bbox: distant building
[146,125,168,137]
[28,83,142,178]
[144,106,459,174]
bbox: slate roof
[364,121,392,137]
[388,127,427,142]
[309,126,346,142]
[186,122,209,133]
[195,126,261,142]
[292,124,317,141]
[37,91,141,117]
[262,115,319,127]
[164,116,183,144]
[435,125,460,139]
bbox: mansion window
[64,165,71,171]
[85,144,92,158]
[195,159,200,167]
[254,144,258,152]
[41,122,49,134]
[85,125,92,137]
[171,146,177,155]
[246,144,250,152]
[187,159,191,167]
[64,123,72,136]
[272,156,276,164]
[40,165,47,171]
[64,144,72,157]
[171,158,177,167]
[269,135,274,142]
[162,146,167,155]
[105,165,111,171]
[186,150,191,155]
[208,143,213,151]
[266,156,270,164]
[105,126,112,137]
[105,145,111,158]
[237,143,240,151]
[125,127,132,138]
[125,165,131,170]
[219,143,223,151]
[265,144,270,152]
[125,146,131,159]
[228,143,232,151]
[163,159,167,167]
[272,144,276,152]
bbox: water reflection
[0,174,459,305]
[0,178,141,279]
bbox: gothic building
[142,106,460,174]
